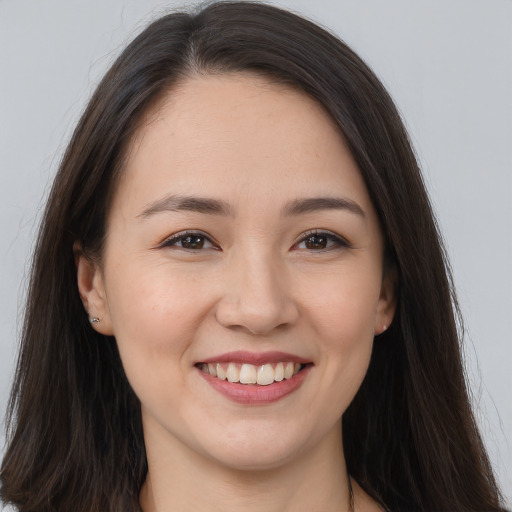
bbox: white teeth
[226,362,240,383]
[257,364,275,385]
[284,362,294,379]
[200,361,304,385]
[274,362,284,381]
[240,364,257,384]
[216,363,227,380]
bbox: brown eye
[295,231,348,251]
[304,235,328,250]
[181,235,205,249]
[162,231,216,250]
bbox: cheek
[304,268,380,409]
[104,272,213,422]
[307,266,381,343]
[103,263,209,378]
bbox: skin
[77,73,395,512]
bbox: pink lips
[200,350,310,366]
[196,351,312,405]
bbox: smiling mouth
[196,362,308,386]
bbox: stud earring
[375,324,387,336]
[89,317,100,324]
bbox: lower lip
[198,366,312,405]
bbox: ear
[74,242,114,336]
[374,265,397,336]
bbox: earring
[89,317,100,324]
[375,324,387,336]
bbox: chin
[208,444,303,472]
[195,420,322,472]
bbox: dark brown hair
[1,2,507,511]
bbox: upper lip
[198,351,311,366]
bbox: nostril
[214,298,299,336]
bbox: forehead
[114,72,374,217]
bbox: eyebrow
[282,196,365,217]
[138,194,233,218]
[138,194,365,219]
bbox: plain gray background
[1,0,510,506]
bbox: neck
[139,421,351,512]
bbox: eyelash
[160,229,349,252]
[160,230,218,251]
[293,230,350,251]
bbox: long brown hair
[1,2,507,511]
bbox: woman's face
[78,73,395,470]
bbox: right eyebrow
[137,194,233,218]
[282,196,365,217]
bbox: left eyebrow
[282,197,365,217]
[137,194,233,218]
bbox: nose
[215,250,299,336]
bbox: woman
[0,2,508,511]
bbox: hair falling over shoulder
[1,2,508,511]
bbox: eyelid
[159,230,219,250]
[293,229,350,250]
